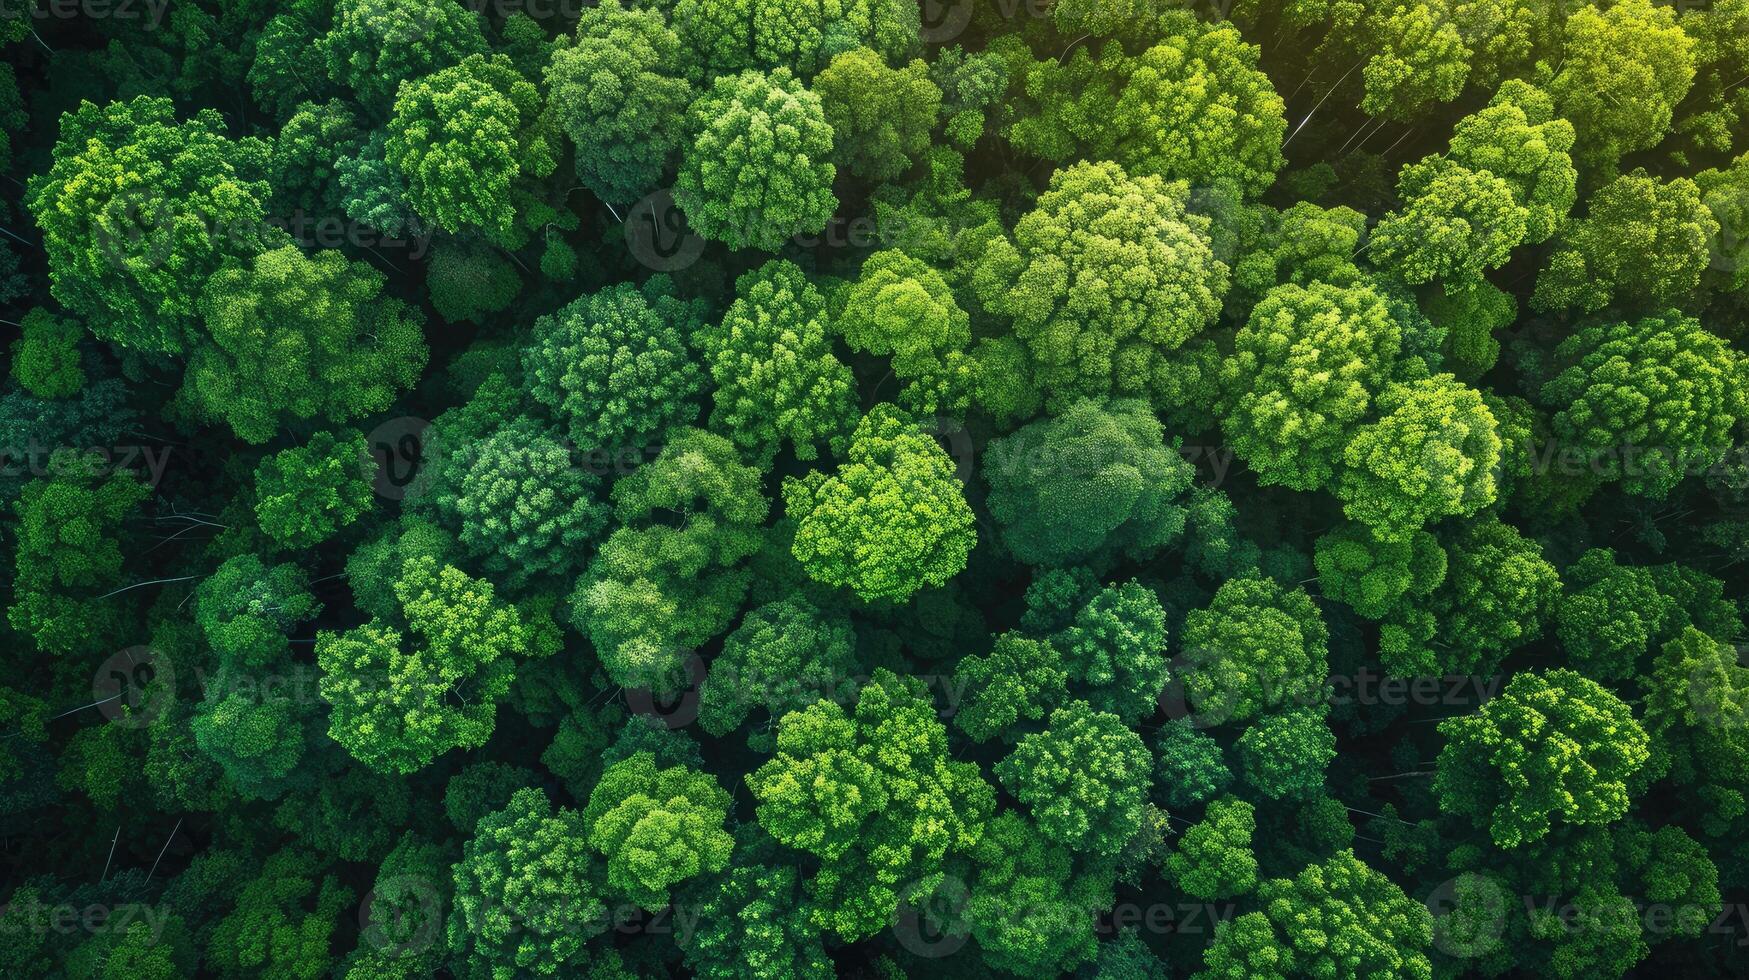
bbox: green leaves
[784,403,974,602]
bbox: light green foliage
[1541,312,1746,498]
[834,249,975,417]
[1314,522,1446,622]
[671,0,919,80]
[26,96,283,353]
[1436,669,1649,848]
[270,99,364,217]
[322,0,487,113]
[1551,0,1695,171]
[318,556,558,774]
[676,68,837,250]
[188,245,427,444]
[952,632,1069,743]
[448,788,608,978]
[1447,81,1577,245]
[995,701,1152,856]
[1006,15,1286,198]
[1674,0,1749,161]
[698,597,857,737]
[546,5,692,205]
[580,752,734,908]
[784,404,974,602]
[974,160,1228,405]
[1167,796,1257,899]
[253,430,373,549]
[571,429,769,692]
[9,309,85,399]
[1426,282,1516,380]
[387,54,556,238]
[1533,174,1719,314]
[1235,707,1335,800]
[747,670,994,940]
[1230,202,1368,303]
[1221,281,1401,491]
[1197,850,1432,980]
[983,398,1194,568]
[1153,720,1233,809]
[1353,0,1469,121]
[1370,157,1528,287]
[1182,575,1329,725]
[451,419,610,590]
[815,49,938,182]
[8,452,149,655]
[1337,374,1501,542]
[696,260,857,465]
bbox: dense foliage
[5,2,1749,977]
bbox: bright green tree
[253,430,374,549]
[1166,796,1258,900]
[995,700,1152,856]
[579,752,734,908]
[1181,575,1328,725]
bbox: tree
[1314,522,1446,623]
[1336,374,1502,542]
[1054,579,1169,723]
[972,160,1229,405]
[748,670,993,941]
[1543,311,1746,498]
[1409,517,1560,677]
[1181,575,1328,725]
[814,49,939,182]
[187,245,427,444]
[580,752,734,908]
[695,260,858,466]
[1351,0,1469,121]
[1447,80,1578,245]
[570,429,769,692]
[675,68,836,250]
[1004,15,1286,198]
[448,788,610,978]
[683,843,833,980]
[1436,669,1650,848]
[952,632,1070,743]
[832,249,975,416]
[386,54,556,238]
[1555,549,1674,682]
[205,849,352,980]
[269,99,364,218]
[1153,720,1233,809]
[321,0,487,113]
[1368,158,1529,287]
[9,309,84,399]
[524,279,707,453]
[253,430,374,549]
[1234,707,1335,801]
[698,597,857,738]
[26,96,284,353]
[982,398,1195,568]
[996,701,1152,856]
[545,5,692,205]
[670,0,920,80]
[1532,174,1718,314]
[318,556,559,774]
[783,404,975,602]
[194,555,320,672]
[1166,796,1257,900]
[450,419,611,591]
[1221,281,1401,491]
[963,811,1114,976]
[8,452,150,655]
[1550,0,1695,172]
[1197,850,1433,980]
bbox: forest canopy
[4,0,1749,977]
